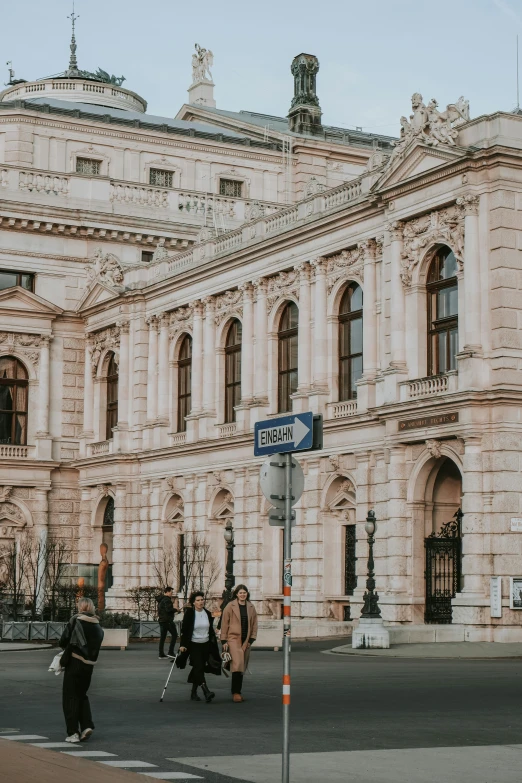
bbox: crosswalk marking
[0,735,48,741]
[143,774,204,780]
[32,742,74,748]
[62,750,117,757]
[99,760,158,768]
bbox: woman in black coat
[179,591,218,703]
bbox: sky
[2,0,522,135]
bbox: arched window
[427,247,458,376]
[105,353,118,440]
[278,302,299,413]
[225,319,242,423]
[0,356,28,445]
[339,283,363,401]
[177,334,192,432]
[102,496,114,529]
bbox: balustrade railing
[110,182,169,208]
[408,375,449,399]
[323,180,362,209]
[215,230,243,254]
[0,444,29,457]
[19,171,69,195]
[217,422,237,437]
[329,401,358,419]
[171,432,187,446]
[265,205,299,233]
[88,440,112,456]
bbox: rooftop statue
[80,68,126,86]
[86,248,124,288]
[393,93,470,157]
[192,43,214,84]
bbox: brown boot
[232,693,244,703]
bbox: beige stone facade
[1,56,522,640]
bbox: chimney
[287,53,322,134]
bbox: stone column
[253,278,268,406]
[240,283,255,406]
[200,297,216,439]
[361,240,378,378]
[37,336,51,435]
[311,257,328,390]
[79,338,94,457]
[157,313,170,422]
[295,262,311,410]
[191,301,204,414]
[107,482,127,598]
[116,321,129,426]
[387,222,406,369]
[146,315,158,422]
[457,194,481,353]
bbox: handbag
[175,648,189,670]
[48,652,64,676]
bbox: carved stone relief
[85,248,124,289]
[214,289,243,325]
[399,204,465,287]
[267,269,300,313]
[0,332,44,370]
[425,439,442,459]
[89,325,121,376]
[392,93,470,159]
[324,247,364,295]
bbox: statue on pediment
[393,93,470,158]
[86,248,124,288]
[192,44,214,84]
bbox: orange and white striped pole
[282,452,293,783]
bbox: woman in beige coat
[220,584,258,702]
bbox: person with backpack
[157,586,178,659]
[59,597,104,744]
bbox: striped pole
[282,452,293,783]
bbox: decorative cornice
[400,203,464,287]
[456,193,479,216]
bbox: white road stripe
[0,735,48,741]
[32,743,74,748]
[99,761,158,768]
[62,750,117,757]
[143,774,204,780]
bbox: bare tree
[23,532,49,620]
[0,537,30,620]
[182,532,221,603]
[150,544,176,590]
[45,539,71,621]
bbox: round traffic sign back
[259,453,304,509]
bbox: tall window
[278,302,299,413]
[0,357,28,445]
[339,283,363,400]
[177,335,192,432]
[105,353,118,440]
[427,247,458,376]
[225,319,242,423]
[0,271,34,293]
[219,179,243,198]
[344,525,357,596]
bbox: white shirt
[192,609,210,643]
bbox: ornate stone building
[1,29,521,641]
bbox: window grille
[0,270,34,293]
[149,168,173,188]
[219,179,243,198]
[76,157,101,176]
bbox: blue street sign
[254,412,314,456]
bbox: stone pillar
[309,258,328,414]
[457,195,481,352]
[78,487,94,564]
[187,301,203,441]
[107,483,128,601]
[79,339,94,457]
[155,313,170,448]
[294,262,311,411]
[113,321,129,452]
[36,335,52,460]
[358,240,378,410]
[240,283,254,406]
[383,222,408,403]
[253,278,268,407]
[201,297,216,439]
[146,316,159,423]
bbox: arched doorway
[423,456,462,624]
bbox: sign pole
[282,451,292,783]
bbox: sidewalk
[0,642,52,652]
[0,739,159,783]
[327,641,522,658]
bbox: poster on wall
[490,576,502,618]
[509,577,522,609]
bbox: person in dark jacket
[59,597,104,744]
[157,586,178,659]
[179,591,217,703]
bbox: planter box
[29,622,48,641]
[47,622,66,641]
[2,622,30,641]
[131,621,160,638]
[101,628,129,650]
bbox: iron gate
[424,509,462,624]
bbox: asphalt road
[1,639,522,782]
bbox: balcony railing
[217,422,237,437]
[171,432,187,446]
[400,372,457,401]
[328,401,358,419]
[88,439,113,456]
[0,444,30,458]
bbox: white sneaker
[65,733,80,743]
[80,728,93,742]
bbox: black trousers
[159,620,177,656]
[62,657,94,736]
[232,672,243,694]
[189,641,210,686]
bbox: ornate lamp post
[360,510,382,619]
[221,519,235,610]
[352,509,390,649]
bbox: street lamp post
[221,519,235,612]
[360,510,382,619]
[352,509,390,649]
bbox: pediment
[215,500,234,519]
[329,489,356,511]
[0,287,63,316]
[373,142,466,192]
[76,281,120,312]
